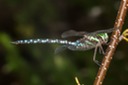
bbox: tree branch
[93,0,128,85]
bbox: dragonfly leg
[93,46,101,66]
[99,45,105,55]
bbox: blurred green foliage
[0,0,128,85]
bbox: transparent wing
[61,30,88,38]
[55,45,78,53]
[89,28,114,35]
[61,28,113,38]
[55,45,67,54]
[67,45,77,51]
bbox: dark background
[0,0,128,85]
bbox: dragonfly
[12,28,113,66]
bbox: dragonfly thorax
[71,33,109,51]
[97,33,109,44]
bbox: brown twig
[93,0,128,85]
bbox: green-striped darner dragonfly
[12,28,113,65]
